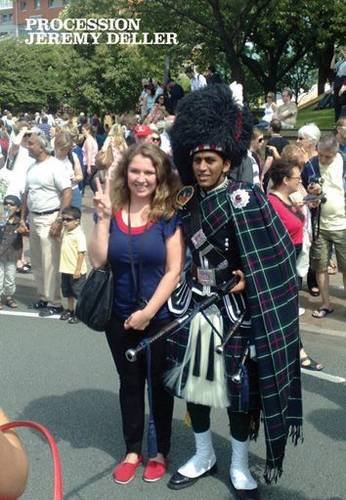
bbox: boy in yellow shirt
[59,207,87,324]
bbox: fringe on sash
[263,423,303,484]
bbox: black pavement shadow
[302,375,346,441]
[18,389,120,458]
[18,391,310,499]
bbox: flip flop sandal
[308,287,320,297]
[5,297,18,309]
[312,307,334,319]
[300,356,324,371]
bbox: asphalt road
[1,311,345,500]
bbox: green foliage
[0,38,74,112]
[296,108,334,129]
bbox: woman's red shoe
[112,456,143,484]
[143,459,167,482]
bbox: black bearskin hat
[169,84,253,185]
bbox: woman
[145,95,169,124]
[101,124,128,181]
[81,123,98,193]
[296,123,322,296]
[257,91,277,129]
[268,159,323,371]
[54,130,83,209]
[89,143,184,485]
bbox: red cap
[133,124,152,138]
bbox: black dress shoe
[167,463,217,490]
[230,479,260,500]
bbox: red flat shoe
[113,456,143,484]
[143,459,167,482]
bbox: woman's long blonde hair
[110,143,181,221]
[108,124,127,150]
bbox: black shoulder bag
[76,263,114,332]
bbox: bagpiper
[165,84,303,499]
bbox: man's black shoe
[28,300,48,309]
[39,306,64,317]
[230,479,260,500]
[167,463,217,490]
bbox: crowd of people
[0,77,345,499]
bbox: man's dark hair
[62,206,81,220]
[270,119,282,133]
[41,116,48,124]
[208,65,216,73]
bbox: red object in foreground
[0,420,63,500]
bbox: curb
[300,323,345,339]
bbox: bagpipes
[125,275,243,363]
[125,276,248,458]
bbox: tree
[0,39,74,112]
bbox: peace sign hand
[93,176,112,220]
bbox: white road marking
[1,311,345,383]
[0,311,60,319]
[301,368,346,383]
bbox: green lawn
[296,107,334,129]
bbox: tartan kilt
[165,295,261,413]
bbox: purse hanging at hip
[75,263,113,331]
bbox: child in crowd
[0,195,23,309]
[59,206,87,324]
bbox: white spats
[230,437,257,490]
[178,430,216,479]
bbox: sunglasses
[3,201,17,207]
[62,217,75,222]
[258,138,264,142]
[152,137,161,142]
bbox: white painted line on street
[301,368,346,383]
[0,311,60,319]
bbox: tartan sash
[227,181,303,482]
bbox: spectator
[100,124,128,181]
[82,123,99,194]
[143,85,156,118]
[133,124,154,144]
[206,65,223,85]
[275,88,298,129]
[296,123,322,296]
[145,95,169,124]
[88,144,184,485]
[0,408,28,499]
[336,116,346,154]
[59,206,87,324]
[153,79,164,101]
[185,66,207,91]
[165,79,185,114]
[0,195,23,309]
[261,119,289,191]
[0,121,35,199]
[268,159,323,371]
[267,119,290,154]
[256,92,277,129]
[38,115,51,139]
[18,130,72,316]
[301,134,346,318]
[54,130,83,210]
[332,47,346,121]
